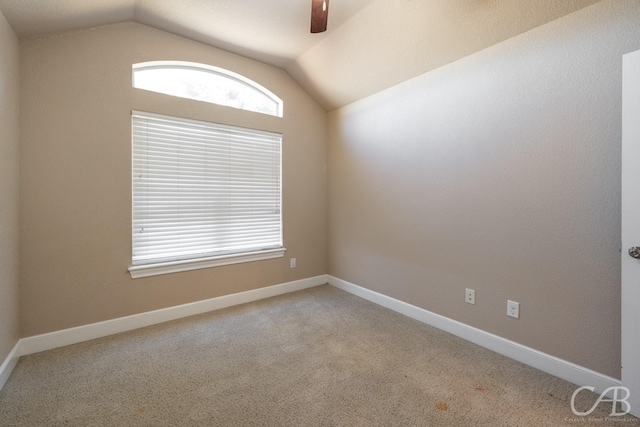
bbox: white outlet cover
[507,300,519,319]
[465,288,475,304]
[290,258,296,268]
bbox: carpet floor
[0,285,635,426]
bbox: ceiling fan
[310,0,329,33]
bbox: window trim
[132,61,284,117]
[128,247,286,279]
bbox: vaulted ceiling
[0,0,602,110]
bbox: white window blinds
[132,111,282,266]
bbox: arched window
[132,61,283,117]
[129,61,286,278]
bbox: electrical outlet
[465,288,475,305]
[290,258,296,268]
[507,300,519,319]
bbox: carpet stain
[475,385,489,392]
[137,408,145,414]
[436,402,449,411]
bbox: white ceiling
[0,0,602,110]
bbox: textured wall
[328,0,640,378]
[19,22,328,336]
[0,10,20,361]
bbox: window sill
[128,248,286,279]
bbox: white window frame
[129,111,285,279]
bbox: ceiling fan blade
[310,0,329,33]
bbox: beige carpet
[0,285,635,426]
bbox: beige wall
[0,10,20,361]
[328,0,640,379]
[19,22,328,336]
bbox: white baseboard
[15,275,328,359]
[0,341,20,391]
[4,273,619,398]
[328,275,621,396]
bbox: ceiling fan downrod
[311,0,329,33]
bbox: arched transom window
[132,61,283,117]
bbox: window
[133,61,283,117]
[129,111,284,278]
